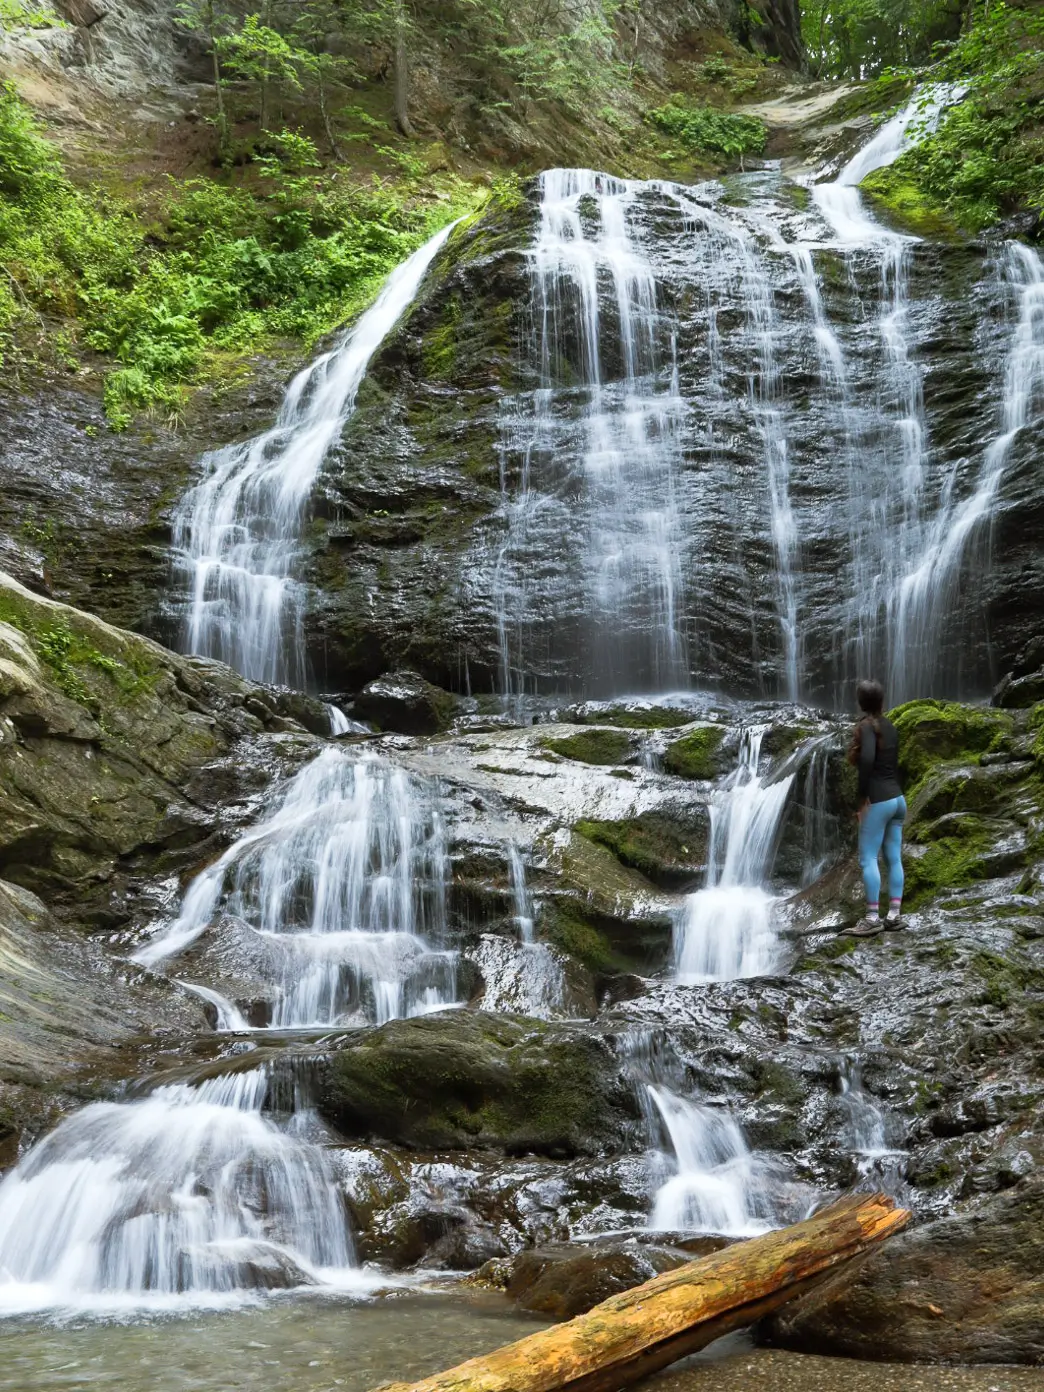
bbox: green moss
[890,699,1013,790]
[860,166,964,239]
[662,724,727,780]
[760,723,817,759]
[540,902,618,972]
[575,812,705,885]
[422,294,462,379]
[541,728,634,766]
[903,815,1007,907]
[572,706,694,730]
[970,948,1044,1010]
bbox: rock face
[0,570,324,924]
[770,1178,1044,1364]
[296,182,1032,708]
[319,1011,641,1157]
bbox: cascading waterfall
[892,242,1044,674]
[494,169,688,699]
[172,222,456,686]
[474,845,564,1018]
[0,1070,359,1314]
[839,1062,906,1188]
[674,727,793,981]
[646,1086,777,1236]
[134,749,456,1029]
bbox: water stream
[172,222,456,687]
[674,727,793,981]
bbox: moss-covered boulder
[891,699,1014,790]
[488,1240,690,1318]
[318,1011,639,1156]
[0,570,321,918]
[662,724,728,780]
[574,808,709,889]
[540,728,636,766]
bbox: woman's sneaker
[884,910,904,931]
[844,916,883,938]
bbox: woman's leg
[883,795,906,913]
[858,801,889,915]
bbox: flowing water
[646,1087,777,1237]
[674,727,793,981]
[6,93,1044,1371]
[134,750,457,1029]
[171,222,456,687]
[0,1070,360,1315]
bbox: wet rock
[351,669,457,735]
[994,666,1044,709]
[0,571,318,920]
[484,1238,690,1318]
[318,1010,641,1157]
[662,725,730,780]
[573,807,710,889]
[768,1176,1044,1364]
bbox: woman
[846,679,905,938]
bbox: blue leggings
[859,795,906,905]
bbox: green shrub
[648,102,767,159]
[0,86,480,425]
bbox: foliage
[875,4,1044,230]
[802,0,963,78]
[0,85,479,426]
[648,101,767,159]
[0,0,63,28]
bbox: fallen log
[377,1193,910,1392]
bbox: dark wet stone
[351,669,457,735]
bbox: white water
[647,1087,776,1237]
[134,750,456,1029]
[495,168,688,698]
[813,84,963,244]
[175,980,249,1032]
[674,727,793,981]
[172,222,457,686]
[839,1063,906,1186]
[0,1070,362,1315]
[890,242,1044,679]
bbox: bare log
[377,1194,910,1392]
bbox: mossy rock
[540,728,635,766]
[352,669,457,735]
[890,700,1014,790]
[903,814,1025,907]
[662,724,728,780]
[567,705,694,731]
[860,166,964,240]
[574,808,709,889]
[317,1011,638,1156]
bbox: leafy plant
[649,102,767,159]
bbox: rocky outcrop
[318,1011,642,1157]
[769,1178,1044,1364]
[0,571,326,926]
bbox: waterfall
[475,844,564,1018]
[646,1087,776,1237]
[839,1062,906,1188]
[134,750,457,1029]
[674,727,793,981]
[0,1070,358,1314]
[175,980,249,1032]
[891,242,1044,681]
[495,169,688,699]
[171,222,457,687]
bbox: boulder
[486,1239,691,1319]
[318,1010,640,1156]
[768,1178,1044,1364]
[351,669,456,735]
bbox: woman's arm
[858,721,875,801]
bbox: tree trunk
[318,66,340,158]
[393,0,414,138]
[375,1195,910,1392]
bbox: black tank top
[858,716,902,803]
